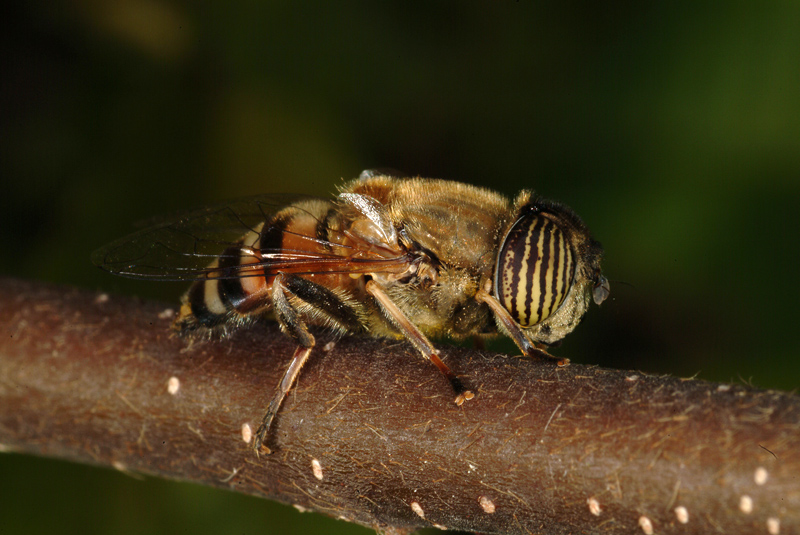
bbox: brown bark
[0,278,798,534]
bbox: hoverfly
[93,170,609,453]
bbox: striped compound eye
[494,209,575,327]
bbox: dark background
[2,2,798,534]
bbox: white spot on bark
[717,384,731,392]
[167,376,180,395]
[739,495,754,514]
[241,423,252,443]
[158,308,175,319]
[754,466,769,486]
[323,341,336,352]
[674,506,689,524]
[293,504,308,513]
[478,496,495,513]
[110,460,143,480]
[638,515,653,535]
[625,375,639,382]
[311,458,323,480]
[95,293,109,304]
[767,517,780,535]
[410,501,425,518]
[587,497,601,516]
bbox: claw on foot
[531,346,570,367]
[455,390,475,406]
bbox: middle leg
[366,279,475,405]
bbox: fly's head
[494,196,608,345]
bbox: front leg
[475,287,569,367]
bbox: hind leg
[254,272,362,454]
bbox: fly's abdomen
[177,199,341,332]
[179,220,283,330]
[495,209,575,327]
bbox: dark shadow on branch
[0,278,798,534]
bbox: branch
[0,278,798,535]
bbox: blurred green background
[2,2,798,534]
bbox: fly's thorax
[343,175,512,273]
[435,267,493,336]
[379,261,489,338]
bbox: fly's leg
[254,273,314,454]
[365,280,475,405]
[281,272,363,332]
[254,345,313,455]
[475,288,569,367]
[254,273,362,455]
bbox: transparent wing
[92,194,410,282]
